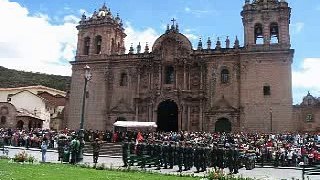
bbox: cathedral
[67,0,295,132]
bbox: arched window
[120,72,128,86]
[0,116,6,125]
[83,37,90,55]
[221,69,229,84]
[95,35,102,54]
[270,23,279,44]
[165,66,174,84]
[254,23,263,44]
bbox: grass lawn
[0,160,201,180]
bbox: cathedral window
[270,23,279,44]
[165,66,174,84]
[83,37,90,55]
[0,116,6,125]
[95,35,102,54]
[263,85,271,96]
[221,69,229,84]
[306,114,313,122]
[120,72,128,86]
[254,23,264,44]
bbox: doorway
[215,118,232,133]
[157,100,178,132]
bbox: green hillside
[0,66,71,91]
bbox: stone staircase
[83,142,122,157]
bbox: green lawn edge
[0,159,201,180]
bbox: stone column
[199,100,203,131]
[200,66,203,90]
[175,66,178,89]
[137,73,140,95]
[183,64,186,90]
[151,68,154,89]
[187,106,190,131]
[158,65,162,90]
[188,67,191,90]
[135,105,138,121]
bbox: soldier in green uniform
[186,142,194,170]
[233,144,239,174]
[226,144,234,174]
[200,144,207,172]
[91,138,102,164]
[176,142,184,172]
[57,135,67,161]
[168,141,174,169]
[194,144,201,173]
[70,136,80,164]
[162,141,169,169]
[210,143,218,171]
[155,141,162,170]
[122,138,129,167]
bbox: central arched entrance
[157,100,178,132]
[215,118,232,133]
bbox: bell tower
[241,0,291,49]
[76,3,126,58]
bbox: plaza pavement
[2,146,320,180]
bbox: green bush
[13,151,35,163]
[206,170,254,180]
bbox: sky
[0,0,319,104]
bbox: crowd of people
[0,128,123,149]
[1,128,320,172]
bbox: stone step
[83,142,122,156]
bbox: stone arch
[157,99,179,132]
[16,120,24,129]
[215,117,232,133]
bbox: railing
[301,164,320,180]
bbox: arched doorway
[157,100,178,132]
[16,120,24,129]
[215,118,232,133]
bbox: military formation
[122,140,241,174]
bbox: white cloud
[184,6,214,17]
[290,22,304,35]
[293,58,320,89]
[292,58,320,103]
[184,34,198,41]
[0,0,78,76]
[124,22,160,53]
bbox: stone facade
[0,102,17,129]
[68,1,294,132]
[293,92,320,132]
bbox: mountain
[0,66,71,91]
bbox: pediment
[110,99,134,113]
[209,96,238,112]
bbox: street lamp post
[78,65,92,162]
[269,107,273,132]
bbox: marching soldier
[194,144,201,173]
[57,136,66,161]
[185,142,194,171]
[226,144,234,174]
[217,144,225,172]
[168,141,174,169]
[210,143,218,171]
[233,144,239,174]
[200,144,207,172]
[162,141,169,169]
[154,140,162,170]
[122,138,129,167]
[70,136,80,164]
[91,138,102,164]
[176,142,184,172]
